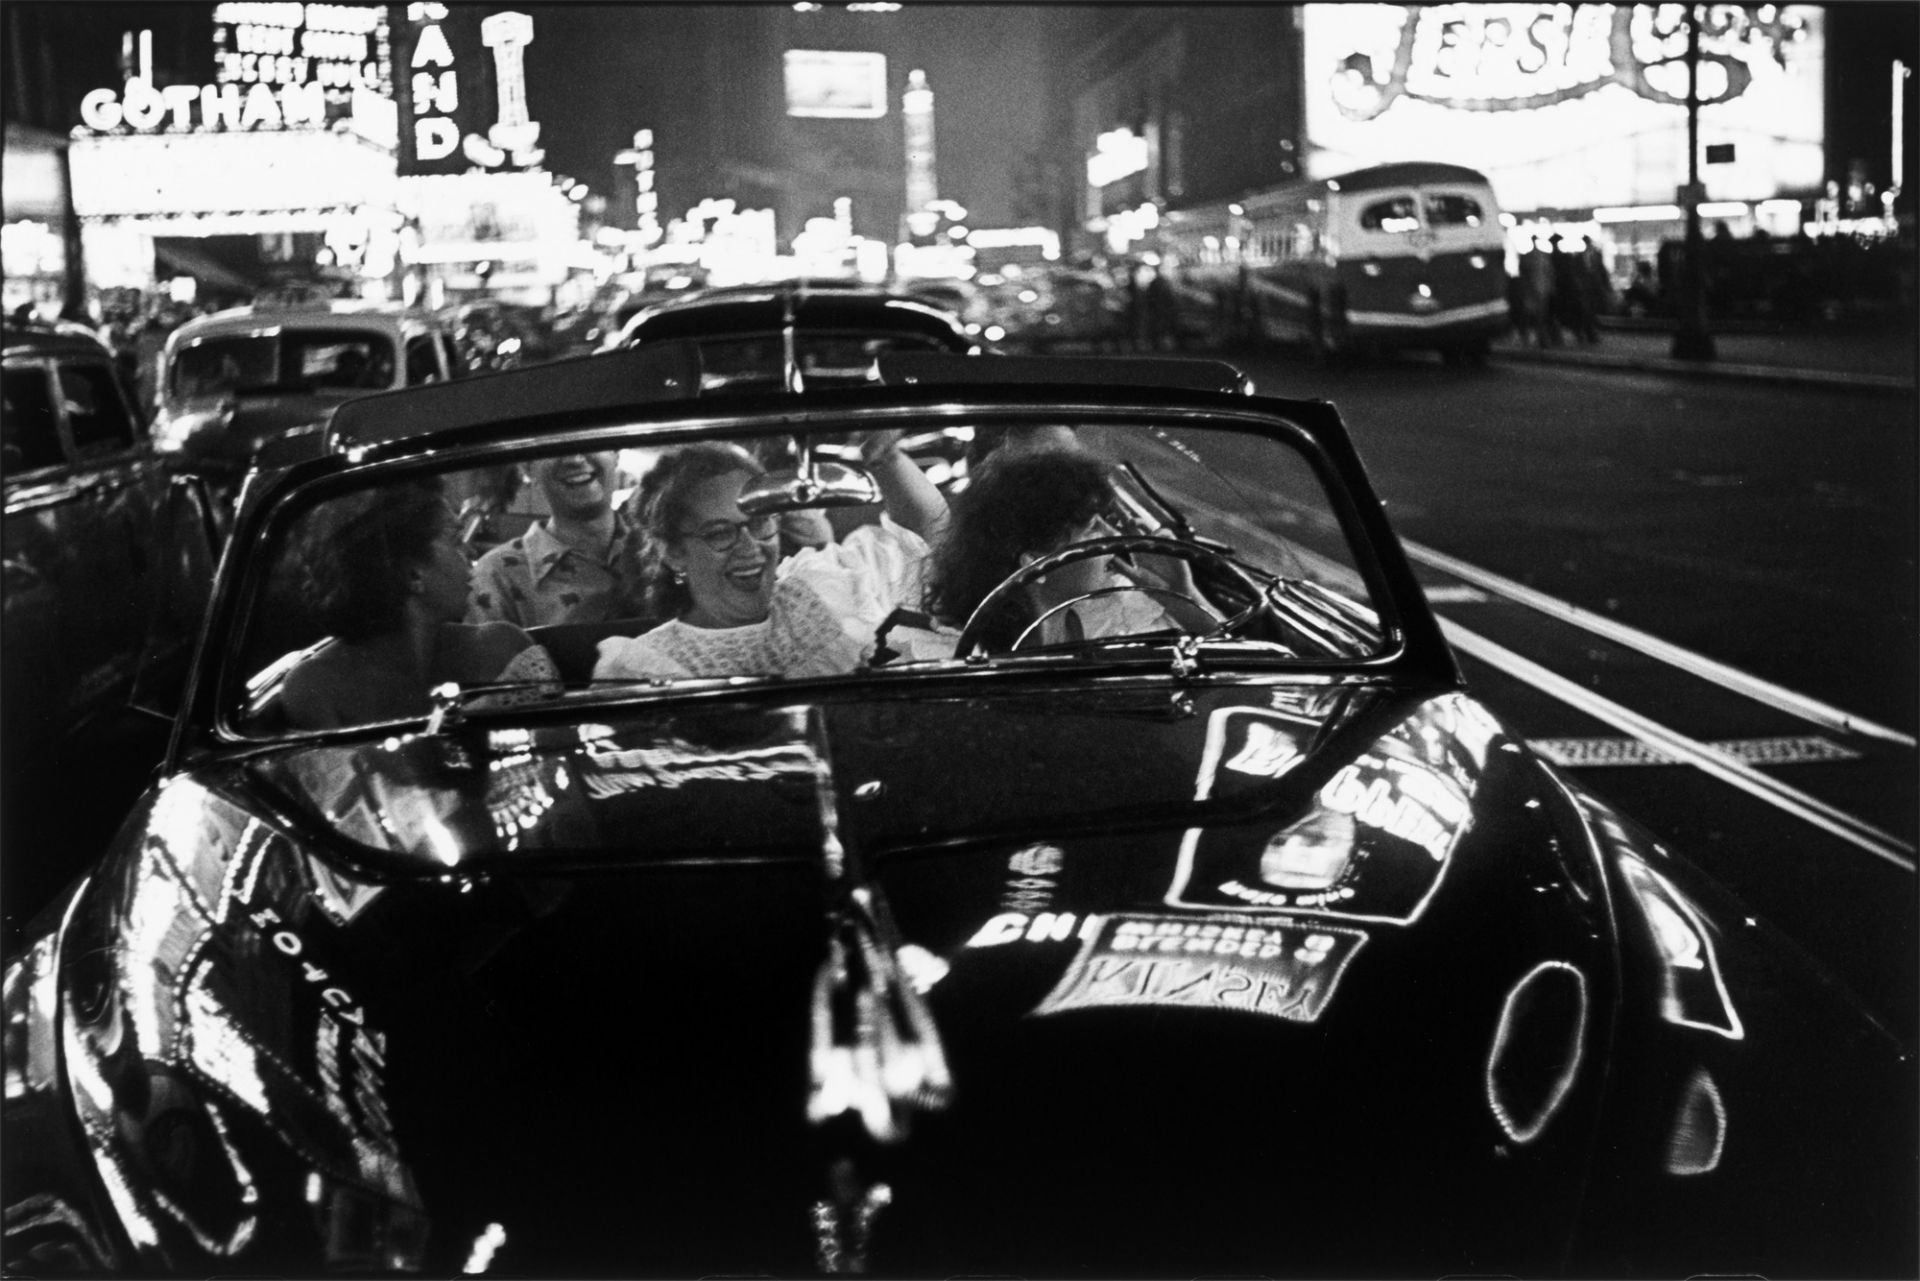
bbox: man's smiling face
[531,452,618,520]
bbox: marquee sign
[211,2,391,101]
[1303,4,1825,211]
[79,79,329,134]
[69,130,395,218]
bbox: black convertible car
[3,346,1911,1277]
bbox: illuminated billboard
[1301,5,1825,211]
[784,50,888,119]
[210,1,392,103]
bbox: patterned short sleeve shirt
[467,517,631,627]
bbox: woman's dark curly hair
[617,442,766,621]
[925,448,1111,647]
[295,477,449,643]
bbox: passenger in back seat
[468,451,639,627]
[280,478,560,729]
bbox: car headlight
[151,403,233,454]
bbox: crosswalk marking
[1530,735,1864,768]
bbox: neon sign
[211,1,388,96]
[398,4,542,173]
[406,3,461,165]
[1304,6,1825,209]
[78,79,326,134]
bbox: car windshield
[222,411,1388,739]
[172,329,397,397]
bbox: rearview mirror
[736,460,879,514]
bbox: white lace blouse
[591,516,934,681]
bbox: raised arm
[855,429,949,542]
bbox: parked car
[2,323,216,921]
[3,347,1910,1278]
[607,284,981,390]
[150,298,465,492]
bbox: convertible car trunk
[245,681,1610,1276]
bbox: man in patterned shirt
[467,451,634,626]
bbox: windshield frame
[184,390,1439,753]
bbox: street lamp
[1671,3,1715,361]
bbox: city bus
[1159,161,1511,365]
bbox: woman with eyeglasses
[591,430,950,680]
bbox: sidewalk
[1490,316,1917,395]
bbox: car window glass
[406,334,442,384]
[292,333,394,389]
[226,421,1387,741]
[1359,196,1420,233]
[1424,193,1485,227]
[173,335,279,397]
[58,362,137,457]
[2,366,65,470]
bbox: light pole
[1671,3,1716,360]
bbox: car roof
[623,290,972,346]
[169,300,437,344]
[312,348,1253,463]
[2,323,115,360]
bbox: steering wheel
[953,533,1279,659]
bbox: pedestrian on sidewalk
[1579,236,1613,339]
[1520,238,1560,347]
[1551,234,1597,345]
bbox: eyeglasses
[678,513,778,554]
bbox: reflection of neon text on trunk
[1317,754,1468,862]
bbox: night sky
[5,3,1917,224]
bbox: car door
[2,355,78,748]
[46,355,173,731]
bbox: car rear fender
[2,876,131,1271]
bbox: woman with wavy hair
[593,430,948,680]
[926,447,1209,651]
[280,477,559,728]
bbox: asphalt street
[1226,331,1916,1037]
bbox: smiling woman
[594,429,953,679]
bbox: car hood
[75,681,1619,1273]
[160,389,362,462]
